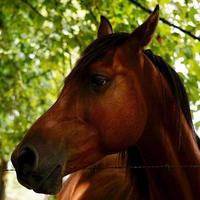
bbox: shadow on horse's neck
[130,115,200,199]
[123,53,200,200]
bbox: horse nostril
[16,146,39,176]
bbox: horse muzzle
[11,144,63,194]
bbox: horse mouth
[17,165,63,195]
[32,165,63,194]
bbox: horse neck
[135,59,200,199]
[137,112,200,199]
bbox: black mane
[144,49,200,147]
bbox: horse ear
[130,5,159,49]
[97,16,113,38]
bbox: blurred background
[0,0,200,199]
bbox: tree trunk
[0,159,7,200]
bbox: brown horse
[11,5,200,199]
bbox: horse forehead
[90,49,115,70]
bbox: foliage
[48,195,56,200]
[0,0,200,160]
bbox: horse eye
[90,74,109,91]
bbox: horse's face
[11,6,159,194]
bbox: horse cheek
[91,89,147,153]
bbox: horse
[11,5,200,199]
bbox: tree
[0,0,199,199]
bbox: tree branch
[129,0,200,41]
[21,0,46,20]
